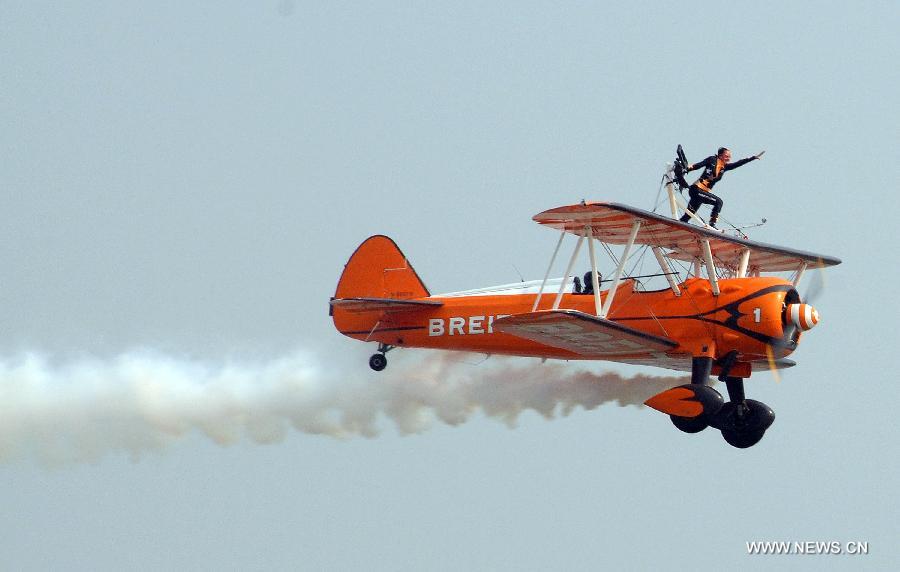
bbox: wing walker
[329,152,841,448]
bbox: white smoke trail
[0,350,687,465]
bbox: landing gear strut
[368,343,393,372]
[666,353,776,447]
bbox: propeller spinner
[785,303,819,331]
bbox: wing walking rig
[330,201,840,449]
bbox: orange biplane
[330,201,840,448]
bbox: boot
[679,211,693,223]
[708,216,718,229]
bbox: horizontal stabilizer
[493,310,677,358]
[330,297,443,314]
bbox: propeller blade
[804,258,828,304]
[766,344,782,383]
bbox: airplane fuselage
[332,276,798,376]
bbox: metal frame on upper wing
[531,201,840,304]
[533,203,840,271]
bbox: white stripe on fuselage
[436,278,578,297]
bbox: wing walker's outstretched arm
[686,155,715,172]
[723,156,757,172]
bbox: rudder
[334,235,430,300]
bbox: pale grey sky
[1,2,897,570]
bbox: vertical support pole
[651,247,681,296]
[693,258,702,278]
[552,234,584,310]
[792,261,808,286]
[737,248,751,278]
[701,239,720,296]
[691,356,714,386]
[666,174,704,224]
[532,231,566,311]
[586,226,602,315]
[600,220,641,318]
[724,377,746,403]
[665,171,679,219]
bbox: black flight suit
[679,154,758,226]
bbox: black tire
[722,428,766,449]
[369,353,387,371]
[716,400,775,449]
[670,414,708,434]
[716,400,775,433]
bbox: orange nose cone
[787,303,819,331]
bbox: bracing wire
[601,241,618,266]
[626,245,650,278]
[651,174,668,213]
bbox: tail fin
[334,235,430,300]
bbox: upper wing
[330,297,443,314]
[533,202,841,273]
[493,310,678,358]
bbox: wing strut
[792,261,808,286]
[532,231,565,311]
[552,233,584,310]
[737,248,751,278]
[600,220,641,317]
[586,226,602,315]
[652,247,681,296]
[701,239,720,296]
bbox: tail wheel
[369,353,387,371]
